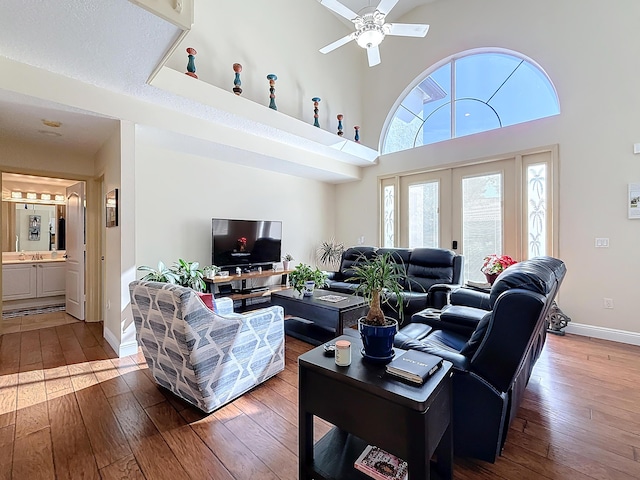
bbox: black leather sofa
[394,256,566,462]
[324,246,464,322]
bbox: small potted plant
[202,264,221,279]
[481,254,517,285]
[289,263,328,296]
[317,238,344,269]
[348,252,407,363]
[282,253,294,271]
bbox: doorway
[1,172,88,330]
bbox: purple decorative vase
[484,273,499,285]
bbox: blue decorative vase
[185,47,198,78]
[358,317,398,364]
[267,74,278,110]
[233,63,243,95]
[312,97,321,127]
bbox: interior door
[451,160,517,283]
[66,182,85,320]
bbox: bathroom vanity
[2,254,66,311]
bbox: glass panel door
[452,160,516,283]
[400,171,452,248]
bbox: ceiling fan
[318,0,430,67]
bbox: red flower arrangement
[481,254,517,275]
[237,237,247,246]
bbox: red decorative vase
[484,273,499,285]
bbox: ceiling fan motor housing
[353,11,389,48]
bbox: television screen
[212,218,282,270]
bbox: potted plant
[137,261,179,284]
[317,238,344,269]
[282,253,294,271]
[348,252,407,362]
[289,263,328,296]
[481,254,517,285]
[202,264,221,279]
[138,259,213,309]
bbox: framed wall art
[628,183,640,219]
[28,215,41,240]
[106,188,119,227]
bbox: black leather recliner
[324,246,464,322]
[394,256,566,462]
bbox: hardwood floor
[1,323,639,479]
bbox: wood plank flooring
[1,322,639,479]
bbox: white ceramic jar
[335,340,351,367]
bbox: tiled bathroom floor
[1,310,81,334]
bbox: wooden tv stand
[205,269,292,305]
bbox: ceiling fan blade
[376,0,399,16]
[387,23,430,37]
[319,33,356,54]
[319,0,358,21]
[367,45,381,67]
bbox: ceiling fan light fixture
[355,25,385,48]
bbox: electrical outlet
[603,298,614,309]
[595,238,609,248]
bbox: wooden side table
[298,336,453,480]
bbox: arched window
[382,49,560,154]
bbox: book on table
[385,349,443,385]
[354,445,408,480]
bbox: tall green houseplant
[348,252,407,326]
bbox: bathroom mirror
[1,201,66,252]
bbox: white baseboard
[565,323,640,346]
[103,327,139,357]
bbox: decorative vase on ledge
[484,273,499,285]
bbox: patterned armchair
[129,280,285,413]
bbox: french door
[380,147,556,283]
[451,160,516,282]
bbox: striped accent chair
[129,280,285,413]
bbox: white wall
[0,137,95,178]
[134,140,337,280]
[336,0,640,340]
[95,125,124,350]
[165,0,367,144]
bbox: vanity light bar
[4,191,66,204]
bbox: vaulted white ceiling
[0,0,434,173]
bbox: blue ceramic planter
[358,318,398,364]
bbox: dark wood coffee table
[270,289,367,345]
[298,335,453,480]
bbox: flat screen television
[212,218,282,271]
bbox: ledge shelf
[149,66,379,166]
